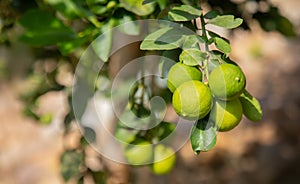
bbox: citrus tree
[0,0,296,183]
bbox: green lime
[167,62,202,92]
[210,98,243,132]
[209,63,246,100]
[124,140,153,165]
[239,90,263,122]
[151,144,176,175]
[172,80,212,120]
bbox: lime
[210,98,243,132]
[151,144,176,175]
[124,140,153,165]
[209,63,246,100]
[167,62,202,92]
[172,80,212,120]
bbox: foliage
[0,0,296,182]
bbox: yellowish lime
[209,64,246,100]
[210,98,243,132]
[167,62,202,92]
[172,80,212,120]
[124,140,153,165]
[151,144,176,175]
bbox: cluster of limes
[124,140,176,175]
[168,62,258,131]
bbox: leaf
[182,34,204,49]
[140,27,190,50]
[159,49,181,78]
[179,48,207,66]
[204,10,220,19]
[214,37,231,54]
[149,121,176,141]
[86,0,108,5]
[168,5,202,21]
[92,171,106,184]
[190,118,217,153]
[120,0,155,16]
[46,0,101,27]
[116,13,140,35]
[60,150,84,181]
[91,22,112,62]
[19,9,76,46]
[57,36,88,55]
[239,90,263,122]
[253,7,296,37]
[207,15,243,29]
[142,0,156,5]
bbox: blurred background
[0,0,300,184]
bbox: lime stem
[200,13,210,83]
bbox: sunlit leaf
[207,15,243,29]
[214,37,231,54]
[182,34,204,49]
[120,0,155,16]
[239,90,263,122]
[179,48,207,66]
[168,5,202,21]
[140,27,191,50]
[190,118,217,154]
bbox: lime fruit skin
[210,98,243,132]
[124,140,153,166]
[151,144,176,175]
[172,80,212,120]
[167,63,202,92]
[209,64,246,100]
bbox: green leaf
[58,36,88,55]
[159,49,181,78]
[253,7,296,37]
[92,171,106,184]
[207,15,243,29]
[168,5,202,21]
[89,5,107,15]
[86,0,108,5]
[92,22,113,62]
[142,0,156,5]
[116,13,140,35]
[46,0,101,27]
[204,10,220,19]
[120,0,155,16]
[239,90,263,122]
[140,27,190,50]
[182,34,204,49]
[190,118,217,153]
[149,121,176,141]
[60,150,84,181]
[214,37,231,54]
[19,9,76,46]
[179,48,207,66]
